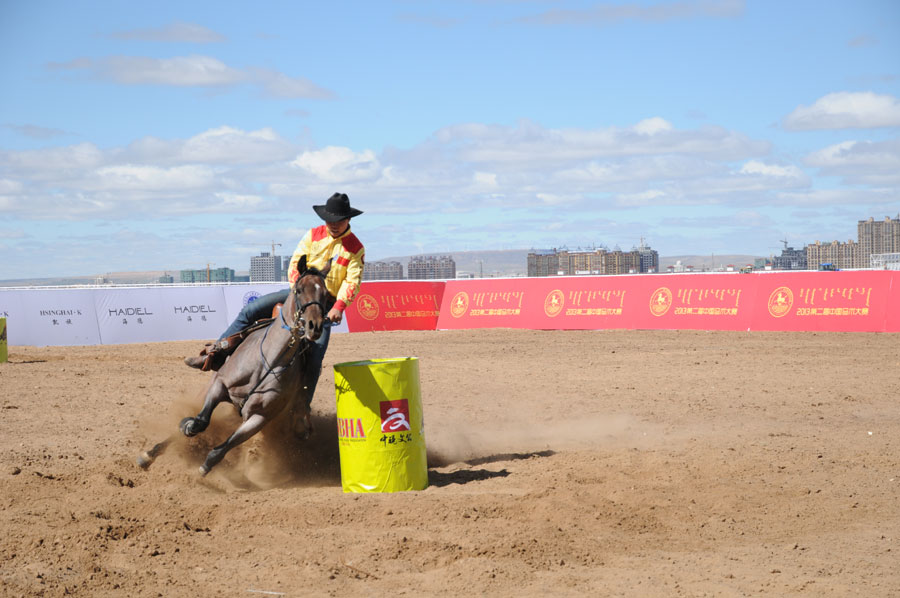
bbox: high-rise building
[806,240,862,270]
[527,243,658,277]
[179,267,236,283]
[527,250,559,276]
[773,243,807,270]
[407,255,456,280]
[250,252,282,282]
[858,216,900,263]
[364,261,403,280]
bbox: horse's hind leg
[180,376,229,437]
[137,435,174,470]
[199,413,267,476]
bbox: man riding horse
[185,192,365,407]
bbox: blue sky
[1,0,898,279]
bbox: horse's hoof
[198,465,210,477]
[180,417,202,437]
[137,452,153,470]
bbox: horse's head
[289,255,332,342]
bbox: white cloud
[88,164,218,191]
[783,92,900,130]
[776,187,898,207]
[2,143,104,173]
[3,123,69,139]
[0,179,23,194]
[48,55,335,99]
[739,160,804,178]
[181,126,294,164]
[291,146,381,182]
[473,171,499,188]
[109,21,227,43]
[433,119,768,166]
[515,0,744,26]
[108,55,243,86]
[247,68,336,100]
[633,117,673,135]
[0,117,890,228]
[805,138,900,185]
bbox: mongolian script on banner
[467,290,525,317]
[794,286,872,317]
[671,287,743,316]
[563,289,626,317]
[346,281,445,332]
[379,293,440,319]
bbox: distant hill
[373,250,764,276]
[1,251,767,287]
[0,271,171,288]
[374,249,530,277]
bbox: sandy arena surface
[1,328,899,597]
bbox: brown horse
[137,255,331,476]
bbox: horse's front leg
[199,413,267,476]
[136,435,175,470]
[180,376,229,437]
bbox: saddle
[188,304,283,372]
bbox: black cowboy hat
[313,192,363,222]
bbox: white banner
[156,286,228,341]
[222,283,288,323]
[0,290,27,345]
[95,288,171,344]
[12,289,102,346]
[1,284,347,346]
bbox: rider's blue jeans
[218,289,330,406]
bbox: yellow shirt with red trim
[288,225,365,312]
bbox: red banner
[438,274,760,331]
[345,281,445,332]
[750,270,893,332]
[887,272,900,333]
[437,271,897,333]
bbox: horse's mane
[300,266,327,279]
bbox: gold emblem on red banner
[544,289,564,317]
[356,294,379,321]
[649,287,672,317]
[449,292,469,318]
[767,286,793,318]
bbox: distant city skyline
[1,2,898,280]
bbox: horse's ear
[320,257,333,277]
[297,255,308,275]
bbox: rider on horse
[185,192,365,405]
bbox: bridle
[281,268,328,347]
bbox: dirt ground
[1,328,898,597]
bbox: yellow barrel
[0,317,6,363]
[333,357,428,492]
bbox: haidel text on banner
[333,357,428,493]
[0,317,7,363]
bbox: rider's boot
[184,334,245,371]
[184,342,221,371]
[184,354,210,369]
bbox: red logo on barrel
[379,399,412,433]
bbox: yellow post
[333,357,428,492]
[0,317,7,363]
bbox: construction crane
[271,240,282,256]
